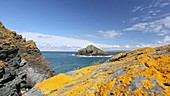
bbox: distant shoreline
[74,55,113,57]
[41,50,128,52]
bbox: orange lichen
[141,80,155,89]
[33,45,170,96]
[75,65,96,75]
[109,52,127,61]
[133,88,148,96]
[35,74,73,95]
[96,79,116,96]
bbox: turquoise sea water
[42,52,121,74]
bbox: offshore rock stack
[76,45,109,56]
[0,22,55,96]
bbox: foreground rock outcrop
[30,44,170,96]
[76,45,109,56]
[0,22,54,96]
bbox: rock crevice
[0,22,55,96]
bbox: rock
[112,68,127,78]
[108,52,127,62]
[0,22,55,96]
[23,88,43,96]
[130,76,148,91]
[164,82,170,86]
[76,45,109,56]
[155,44,170,55]
[30,44,170,96]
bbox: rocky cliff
[76,45,109,56]
[29,44,170,96]
[0,22,54,96]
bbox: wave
[71,54,76,56]
[73,54,113,57]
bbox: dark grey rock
[24,88,44,96]
[20,59,27,67]
[136,64,145,70]
[156,50,162,54]
[0,48,54,96]
[164,82,170,86]
[0,22,54,96]
[112,68,127,78]
[95,66,108,72]
[66,71,79,77]
[76,45,109,56]
[130,76,148,91]
[142,78,163,94]
[149,78,163,92]
[26,67,45,87]
[0,52,7,60]
[129,61,135,66]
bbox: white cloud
[136,45,141,48]
[131,5,143,12]
[125,16,170,35]
[161,16,170,27]
[125,45,130,48]
[147,10,161,16]
[19,32,118,51]
[129,0,170,23]
[130,17,139,22]
[123,44,157,50]
[98,30,122,38]
[154,0,170,8]
[163,36,170,43]
[147,0,170,8]
[158,36,170,45]
[160,2,170,7]
[84,34,97,38]
[112,45,120,48]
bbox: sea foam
[74,55,112,57]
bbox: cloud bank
[18,32,169,51]
[19,32,119,51]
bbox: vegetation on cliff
[32,44,170,96]
[0,22,54,96]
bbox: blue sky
[0,0,170,51]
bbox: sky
[0,0,170,51]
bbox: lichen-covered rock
[76,45,109,56]
[30,44,170,96]
[0,22,55,96]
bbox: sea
[42,51,121,74]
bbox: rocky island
[0,22,55,96]
[76,45,109,56]
[28,44,170,96]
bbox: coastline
[75,54,113,57]
[28,44,170,96]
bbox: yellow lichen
[35,74,73,95]
[32,45,170,96]
[75,65,97,75]
[133,88,148,96]
[141,80,155,89]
